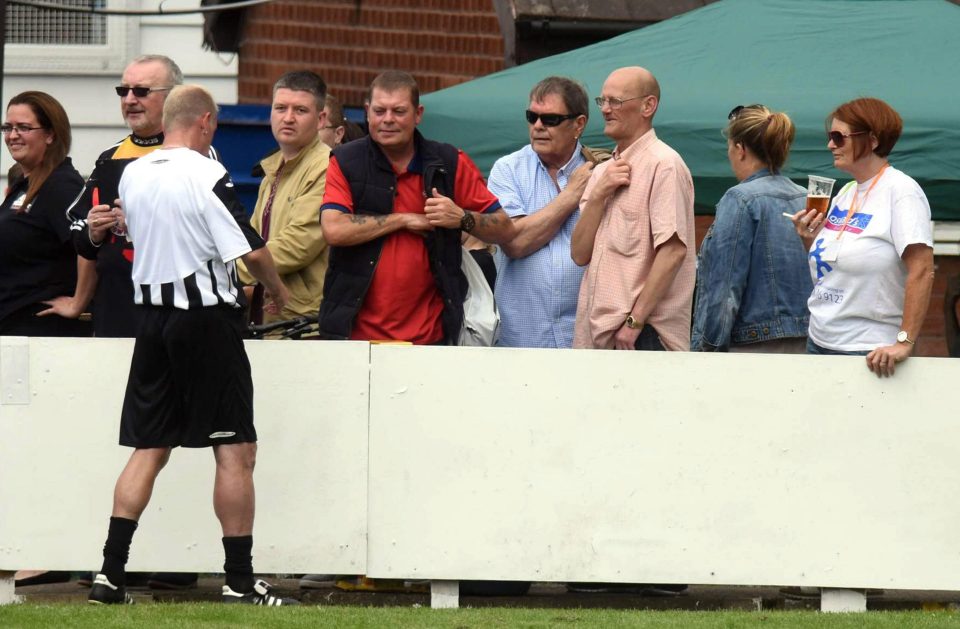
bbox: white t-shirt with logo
[807,166,932,352]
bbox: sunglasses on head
[827,130,867,147]
[115,86,172,98]
[727,104,766,120]
[525,110,579,127]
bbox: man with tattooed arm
[319,71,515,344]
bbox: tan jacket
[238,136,330,323]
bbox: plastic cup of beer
[806,175,835,215]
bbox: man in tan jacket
[239,70,330,327]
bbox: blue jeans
[806,339,869,356]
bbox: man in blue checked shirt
[488,77,601,348]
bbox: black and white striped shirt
[120,147,263,310]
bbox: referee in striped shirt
[88,85,296,606]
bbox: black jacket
[319,131,465,343]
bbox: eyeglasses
[827,130,867,147]
[0,124,45,135]
[115,86,173,98]
[727,104,765,120]
[525,110,580,127]
[594,95,645,110]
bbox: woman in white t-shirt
[791,97,934,377]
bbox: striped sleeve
[212,172,265,251]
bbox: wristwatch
[896,330,915,345]
[625,315,642,330]
[460,210,476,233]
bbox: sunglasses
[827,130,867,147]
[727,104,765,120]
[115,86,173,98]
[525,110,580,127]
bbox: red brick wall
[694,215,957,357]
[237,0,504,107]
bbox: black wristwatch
[460,210,476,233]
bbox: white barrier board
[367,345,960,590]
[0,337,369,575]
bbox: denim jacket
[691,170,812,350]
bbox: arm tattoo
[348,214,389,226]
[477,212,500,228]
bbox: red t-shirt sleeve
[453,150,501,214]
[320,156,354,213]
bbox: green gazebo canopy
[420,0,960,219]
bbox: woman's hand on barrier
[36,295,85,319]
[866,343,912,378]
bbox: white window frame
[5,0,137,75]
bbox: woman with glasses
[320,94,367,149]
[0,91,90,336]
[691,104,811,352]
[791,97,934,376]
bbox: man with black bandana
[63,55,217,339]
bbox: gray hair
[529,76,589,119]
[128,54,183,86]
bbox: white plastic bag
[458,247,500,346]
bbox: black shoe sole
[15,571,72,587]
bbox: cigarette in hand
[782,212,797,219]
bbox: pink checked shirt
[573,129,696,351]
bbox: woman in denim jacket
[691,105,811,352]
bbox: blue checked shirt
[487,143,587,348]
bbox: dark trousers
[634,325,666,351]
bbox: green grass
[2,606,960,629]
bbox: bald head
[163,85,217,132]
[616,66,659,100]
[162,85,218,153]
[599,66,661,149]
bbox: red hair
[828,97,902,160]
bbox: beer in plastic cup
[806,175,835,215]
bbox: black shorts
[120,306,257,448]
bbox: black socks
[100,516,138,586]
[223,535,254,592]
[101,520,255,592]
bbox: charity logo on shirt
[823,204,873,234]
[809,237,833,280]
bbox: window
[4,0,133,75]
[6,0,107,45]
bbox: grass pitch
[3,606,960,628]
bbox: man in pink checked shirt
[571,66,695,352]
